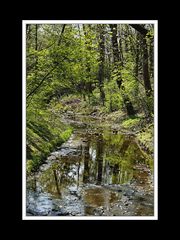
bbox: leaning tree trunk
[142,36,152,97]
[129,24,152,97]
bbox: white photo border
[22,20,158,220]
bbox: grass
[120,115,154,155]
[137,124,154,153]
[26,107,73,175]
[26,126,73,175]
[121,117,141,129]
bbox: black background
[2,2,168,236]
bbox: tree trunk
[110,24,120,62]
[35,25,38,81]
[83,25,93,103]
[129,24,152,97]
[57,24,66,46]
[135,33,140,78]
[142,36,152,96]
[26,24,31,40]
[110,24,135,116]
[98,25,106,106]
[149,35,154,79]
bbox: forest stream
[26,114,154,216]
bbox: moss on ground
[137,124,154,153]
[26,104,73,176]
[121,117,141,129]
[26,126,73,175]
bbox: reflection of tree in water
[120,139,131,156]
[96,133,104,184]
[112,163,120,184]
[103,135,148,184]
[79,131,148,185]
[53,169,61,197]
[83,142,90,184]
[38,131,151,196]
[39,162,77,196]
[82,131,148,185]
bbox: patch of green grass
[137,124,154,153]
[27,126,73,175]
[105,110,125,122]
[121,117,141,129]
[60,128,73,141]
[27,160,34,174]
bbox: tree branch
[26,24,66,102]
[27,42,56,57]
[129,24,148,36]
[26,66,56,100]
[58,24,66,46]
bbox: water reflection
[53,169,61,197]
[83,143,90,184]
[27,126,153,216]
[84,187,120,215]
[96,134,104,184]
[31,129,152,197]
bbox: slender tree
[97,25,106,106]
[110,24,135,116]
[129,24,152,97]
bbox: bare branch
[57,24,66,46]
[27,66,56,100]
[129,24,148,36]
[26,24,66,102]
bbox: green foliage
[60,128,73,142]
[26,96,73,175]
[27,160,34,174]
[104,79,123,112]
[103,129,124,145]
[137,124,154,153]
[26,120,72,175]
[121,117,141,128]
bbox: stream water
[26,115,154,216]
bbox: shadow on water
[27,118,154,216]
